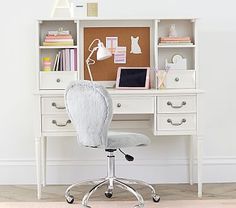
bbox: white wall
[0,0,236,184]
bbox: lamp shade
[97,41,112,61]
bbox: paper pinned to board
[106,37,118,54]
[114,46,126,64]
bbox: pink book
[44,38,73,42]
[161,37,191,41]
[46,35,73,39]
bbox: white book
[53,54,59,71]
[70,49,75,71]
[65,49,70,71]
[56,51,61,71]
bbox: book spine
[74,49,77,71]
[70,49,75,71]
[65,49,70,71]
[53,54,59,71]
[43,42,74,46]
[160,37,191,41]
[46,35,73,39]
[44,39,74,43]
[62,50,66,71]
[60,51,63,71]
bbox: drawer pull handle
[117,103,121,108]
[175,77,179,82]
[52,119,71,127]
[56,78,61,83]
[167,118,186,126]
[51,102,66,110]
[167,101,186,108]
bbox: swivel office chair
[64,80,160,208]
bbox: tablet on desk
[116,67,150,89]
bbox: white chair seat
[106,131,151,149]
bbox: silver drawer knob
[175,77,179,82]
[117,103,121,108]
[56,78,61,83]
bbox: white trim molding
[0,157,236,184]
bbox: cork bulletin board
[84,27,150,81]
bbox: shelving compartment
[158,47,195,70]
[38,20,78,46]
[158,19,195,45]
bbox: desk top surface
[34,89,204,96]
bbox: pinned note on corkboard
[84,27,150,81]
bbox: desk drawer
[164,70,195,89]
[157,113,196,131]
[40,71,77,90]
[112,97,154,114]
[157,96,196,113]
[42,115,74,132]
[42,97,66,114]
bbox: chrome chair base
[65,151,160,207]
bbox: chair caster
[152,194,160,203]
[82,205,91,208]
[134,204,144,208]
[65,194,74,204]
[105,189,113,198]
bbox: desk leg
[197,136,203,198]
[189,136,194,185]
[41,136,47,187]
[35,137,42,199]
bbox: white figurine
[169,24,177,37]
[130,36,142,54]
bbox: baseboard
[0,157,236,184]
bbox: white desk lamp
[86,39,112,81]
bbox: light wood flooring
[0,184,235,202]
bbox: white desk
[34,89,203,199]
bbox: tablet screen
[119,69,147,87]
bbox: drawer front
[157,113,196,131]
[42,115,74,132]
[165,70,195,89]
[42,97,66,114]
[40,71,77,90]
[157,96,196,113]
[112,97,154,114]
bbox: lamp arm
[86,46,98,81]
[88,39,101,52]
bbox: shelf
[158,45,196,48]
[39,46,78,49]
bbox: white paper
[106,37,118,54]
[130,36,142,54]
[114,46,126,64]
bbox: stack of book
[159,37,193,45]
[52,49,77,71]
[43,30,74,46]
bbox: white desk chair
[64,80,160,208]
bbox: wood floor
[0,183,236,202]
